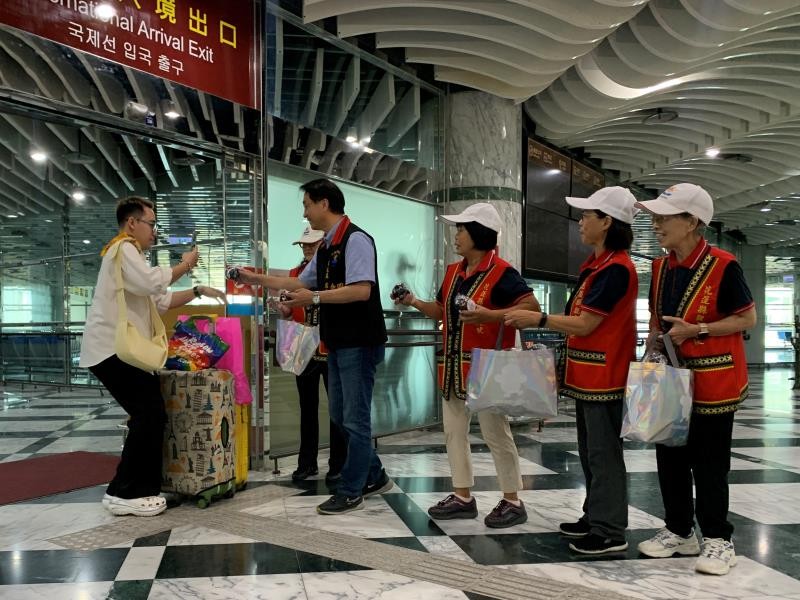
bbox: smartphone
[190,230,197,248]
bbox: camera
[454,294,476,311]
[390,283,410,301]
[279,290,290,303]
[225,266,240,281]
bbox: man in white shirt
[80,196,224,517]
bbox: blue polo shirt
[298,217,376,289]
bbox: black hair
[116,196,154,227]
[594,210,633,251]
[300,178,345,214]
[462,221,498,251]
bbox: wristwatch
[538,312,548,328]
[697,322,709,340]
[312,291,321,305]
[192,285,202,298]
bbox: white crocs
[106,495,166,517]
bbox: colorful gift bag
[178,315,253,405]
[166,319,229,371]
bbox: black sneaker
[484,499,528,529]
[559,519,591,537]
[316,494,364,515]
[362,469,393,498]
[428,494,478,520]
[291,466,318,482]
[569,533,628,555]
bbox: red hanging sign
[0,0,259,109]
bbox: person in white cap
[633,183,756,575]
[506,186,639,554]
[394,202,539,528]
[274,226,347,484]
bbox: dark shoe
[428,494,478,520]
[291,466,319,482]
[325,471,342,486]
[484,499,528,529]
[559,519,591,537]
[362,469,393,498]
[569,533,628,555]
[316,494,364,515]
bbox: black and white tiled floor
[2,368,800,599]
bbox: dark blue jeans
[327,345,385,497]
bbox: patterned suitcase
[160,369,236,507]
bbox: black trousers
[576,399,628,539]
[655,411,735,540]
[89,355,166,499]
[295,359,347,473]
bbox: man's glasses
[136,218,159,233]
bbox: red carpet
[0,451,119,505]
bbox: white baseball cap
[565,186,639,224]
[635,183,714,225]
[293,226,324,245]
[439,202,503,234]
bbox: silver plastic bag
[466,346,558,418]
[275,319,320,376]
[621,335,693,446]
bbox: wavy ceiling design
[308,0,800,253]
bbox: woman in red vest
[634,183,756,576]
[505,186,639,555]
[394,203,539,528]
[277,227,347,484]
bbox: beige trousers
[442,391,523,493]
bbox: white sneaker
[106,495,166,517]
[638,528,701,558]
[695,538,737,575]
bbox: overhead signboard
[0,0,259,108]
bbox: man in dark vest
[239,178,392,514]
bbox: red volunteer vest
[562,250,638,402]
[437,252,519,400]
[651,244,750,414]
[289,262,327,360]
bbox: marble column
[444,91,522,269]
[740,244,766,364]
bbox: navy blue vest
[315,220,387,349]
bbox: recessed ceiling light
[705,148,720,158]
[546,169,560,175]
[71,190,87,202]
[7,214,17,218]
[30,150,48,163]
[82,239,91,244]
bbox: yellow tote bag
[111,241,168,372]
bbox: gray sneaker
[638,528,700,558]
[696,538,737,575]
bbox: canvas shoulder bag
[111,241,168,372]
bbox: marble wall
[443,91,523,269]
[447,92,522,192]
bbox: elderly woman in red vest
[506,187,639,555]
[633,184,756,576]
[276,227,347,484]
[394,203,539,528]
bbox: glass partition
[266,163,440,457]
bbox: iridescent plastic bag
[621,336,693,446]
[275,319,320,376]
[466,347,558,418]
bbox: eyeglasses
[136,218,159,233]
[651,213,691,225]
